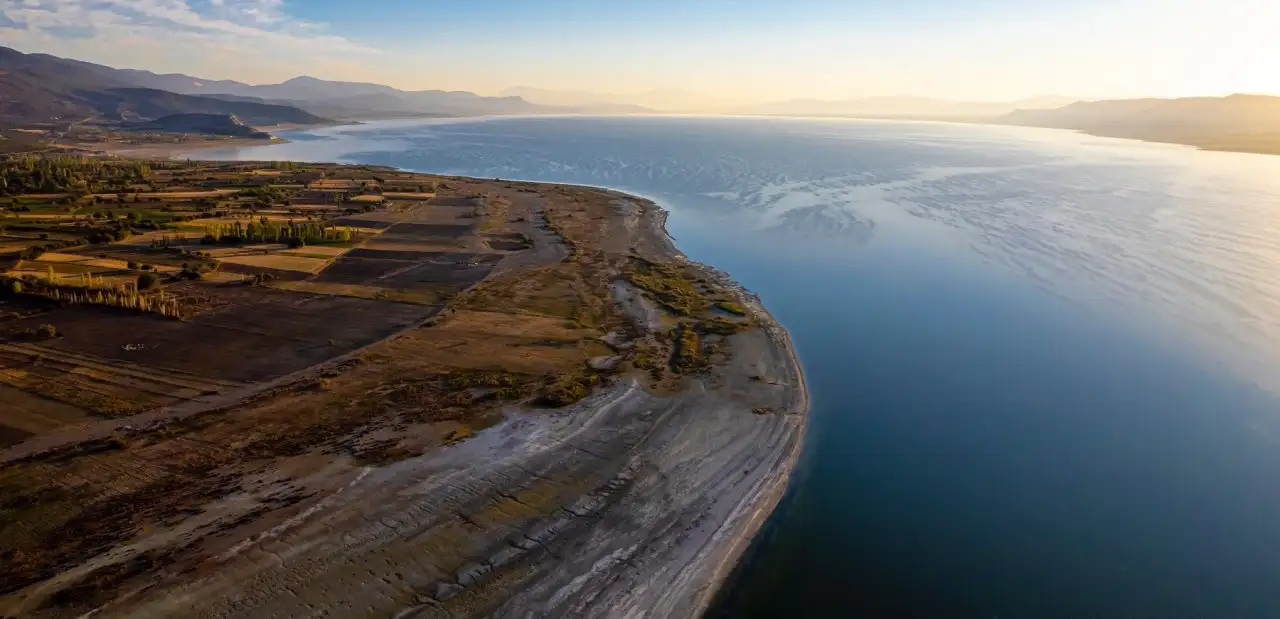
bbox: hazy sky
[1,0,1276,102]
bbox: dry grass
[383,192,437,199]
[442,310,596,341]
[279,246,350,258]
[0,385,92,434]
[350,195,385,203]
[217,254,330,274]
[78,258,133,270]
[266,280,447,305]
[28,253,85,263]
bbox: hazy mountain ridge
[998,94,1280,155]
[742,95,1078,119]
[0,47,619,126]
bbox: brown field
[0,385,91,443]
[0,342,236,419]
[309,179,363,189]
[24,253,84,263]
[0,243,36,254]
[382,192,437,199]
[216,253,330,274]
[329,217,396,229]
[6,289,436,382]
[349,195,385,203]
[266,280,449,305]
[279,246,349,258]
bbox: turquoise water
[208,117,1280,618]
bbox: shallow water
[208,116,1280,618]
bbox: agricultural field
[1,159,511,423]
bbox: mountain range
[4,46,1280,156]
[500,87,1075,118]
[997,95,1280,154]
[0,46,615,130]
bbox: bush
[137,272,159,290]
[127,261,139,270]
[36,323,57,339]
[287,237,306,249]
[9,281,22,294]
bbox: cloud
[0,0,380,82]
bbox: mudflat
[0,161,807,618]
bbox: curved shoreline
[628,192,812,615]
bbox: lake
[206,116,1280,618]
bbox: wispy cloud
[0,0,379,82]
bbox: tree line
[202,218,354,247]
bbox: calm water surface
[208,117,1280,618]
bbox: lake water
[207,116,1280,618]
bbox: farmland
[0,158,806,619]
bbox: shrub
[287,237,306,249]
[127,261,139,270]
[137,272,159,290]
[36,323,57,339]
[9,281,22,294]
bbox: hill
[742,95,1077,120]
[998,94,1280,155]
[0,46,326,128]
[128,113,270,138]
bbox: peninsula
[0,158,808,618]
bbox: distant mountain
[998,94,1280,155]
[503,85,758,113]
[0,46,325,127]
[499,86,657,113]
[742,96,1078,120]
[0,46,590,123]
[130,113,270,138]
[118,69,567,118]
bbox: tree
[36,324,57,339]
[137,272,159,290]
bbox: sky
[1,0,1278,103]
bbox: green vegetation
[136,272,159,290]
[35,324,57,339]
[714,301,747,316]
[1,156,152,196]
[541,369,601,407]
[201,219,353,246]
[1,274,184,318]
[670,322,702,372]
[628,260,710,316]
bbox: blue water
[207,116,1280,618]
